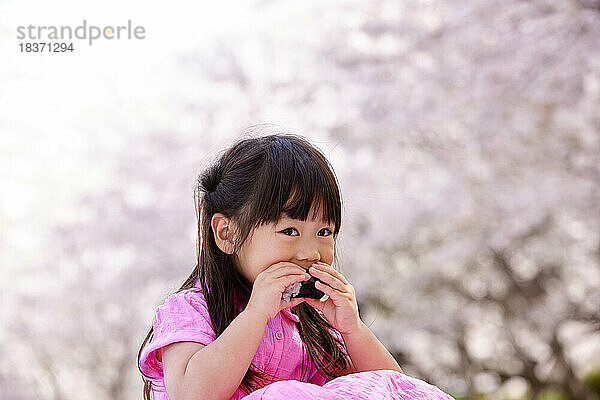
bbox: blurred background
[1,0,599,399]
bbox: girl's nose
[296,248,321,265]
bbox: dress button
[275,331,283,340]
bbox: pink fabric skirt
[241,370,454,400]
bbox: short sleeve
[139,289,216,380]
[307,328,348,385]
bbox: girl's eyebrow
[279,216,332,226]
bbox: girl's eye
[280,228,333,236]
[319,228,333,237]
[281,227,299,236]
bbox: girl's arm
[172,308,269,400]
[340,321,403,374]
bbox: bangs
[281,184,335,227]
[247,135,341,236]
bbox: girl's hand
[303,262,361,336]
[246,262,310,323]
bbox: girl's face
[234,209,335,283]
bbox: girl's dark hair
[138,127,350,398]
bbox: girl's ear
[211,213,236,254]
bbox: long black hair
[138,127,350,398]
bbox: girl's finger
[281,274,311,287]
[315,262,349,285]
[309,266,347,292]
[272,265,309,279]
[313,279,345,300]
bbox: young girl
[137,131,453,400]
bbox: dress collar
[281,307,300,322]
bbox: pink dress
[139,280,453,400]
